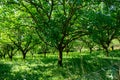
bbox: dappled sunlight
[11,65,31,72]
[100,56,120,60]
[0,51,120,80]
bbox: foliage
[0,0,120,67]
[79,1,120,56]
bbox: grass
[0,50,120,80]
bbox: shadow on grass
[63,54,120,79]
[0,52,119,80]
[0,63,12,80]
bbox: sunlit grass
[0,51,120,80]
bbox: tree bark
[22,52,27,59]
[58,48,63,67]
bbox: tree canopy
[0,0,120,66]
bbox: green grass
[0,51,120,80]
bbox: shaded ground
[0,51,120,80]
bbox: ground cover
[0,51,120,80]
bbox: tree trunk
[105,48,109,57]
[111,46,114,51]
[22,52,26,59]
[9,55,12,61]
[44,52,47,58]
[79,46,83,53]
[58,48,63,67]
[9,51,14,61]
[80,56,85,74]
[89,47,92,54]
[3,53,6,58]
[119,66,120,80]
[102,44,109,57]
[66,50,69,55]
